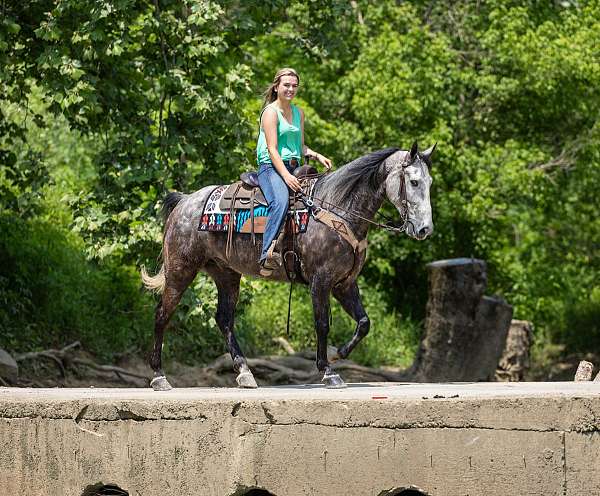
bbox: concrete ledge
[1,382,599,495]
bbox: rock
[0,349,18,382]
[574,360,594,381]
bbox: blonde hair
[262,68,300,109]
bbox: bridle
[298,154,413,235]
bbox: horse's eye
[410,180,419,187]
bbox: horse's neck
[319,173,386,241]
[344,182,386,240]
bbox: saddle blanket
[198,185,310,234]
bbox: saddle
[219,165,317,212]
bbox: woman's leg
[258,164,290,262]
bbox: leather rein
[297,156,412,236]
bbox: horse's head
[384,141,436,240]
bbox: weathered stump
[409,258,513,382]
[496,320,534,381]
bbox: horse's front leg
[310,275,347,388]
[331,281,370,361]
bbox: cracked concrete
[1,382,599,495]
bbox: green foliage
[0,215,152,357]
[2,0,276,262]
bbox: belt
[283,158,300,168]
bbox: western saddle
[223,164,318,274]
[219,164,317,212]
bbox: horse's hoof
[150,375,173,391]
[236,371,258,389]
[327,345,341,362]
[322,373,347,389]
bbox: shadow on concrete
[81,483,128,496]
[232,489,276,496]
[379,488,430,496]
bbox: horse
[141,141,436,390]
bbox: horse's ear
[410,141,418,160]
[421,142,437,166]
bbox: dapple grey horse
[142,141,435,389]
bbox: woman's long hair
[262,68,300,109]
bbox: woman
[256,68,332,275]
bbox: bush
[0,215,154,360]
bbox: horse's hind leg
[206,265,257,388]
[150,265,198,391]
[331,281,370,361]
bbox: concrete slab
[1,382,599,495]
[2,380,600,401]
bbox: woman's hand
[315,153,332,170]
[284,173,302,192]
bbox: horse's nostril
[419,226,430,237]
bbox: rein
[298,156,412,235]
[300,192,409,234]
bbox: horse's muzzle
[417,225,432,239]
[408,222,433,240]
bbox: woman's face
[276,75,299,101]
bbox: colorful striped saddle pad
[198,183,312,234]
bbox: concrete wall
[1,382,599,495]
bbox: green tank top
[256,103,302,165]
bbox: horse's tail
[141,264,165,294]
[141,192,185,294]
[162,191,185,223]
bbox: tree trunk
[409,258,513,382]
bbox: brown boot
[259,241,282,276]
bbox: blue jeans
[257,162,294,262]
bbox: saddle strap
[313,209,368,254]
[226,183,242,259]
[250,187,256,245]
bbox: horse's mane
[317,147,400,203]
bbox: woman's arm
[299,108,332,170]
[263,107,301,192]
